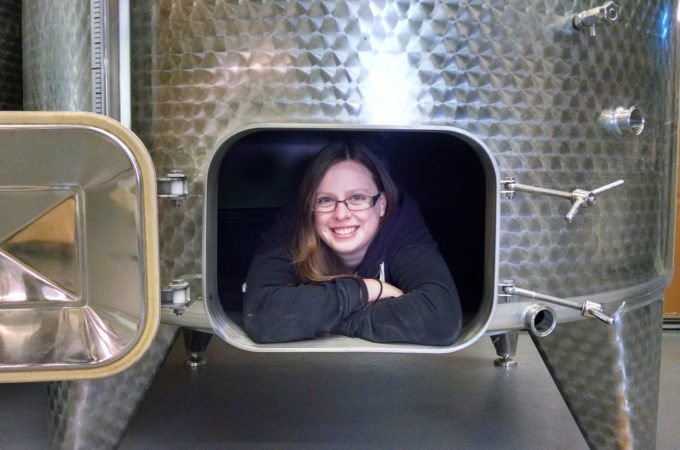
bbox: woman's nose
[333,201,352,219]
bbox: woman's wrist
[363,278,382,302]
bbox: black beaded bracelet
[376,279,383,300]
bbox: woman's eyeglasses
[312,193,381,213]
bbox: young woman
[243,141,462,345]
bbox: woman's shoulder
[386,189,425,227]
[379,189,432,248]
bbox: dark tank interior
[216,129,488,328]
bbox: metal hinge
[498,280,615,324]
[161,275,202,315]
[158,170,189,206]
[500,178,624,223]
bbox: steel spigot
[565,180,624,223]
[573,1,620,36]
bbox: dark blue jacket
[243,192,462,345]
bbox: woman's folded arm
[244,245,368,343]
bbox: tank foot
[47,324,180,450]
[491,331,519,368]
[531,296,663,449]
[183,328,212,368]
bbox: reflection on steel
[491,332,519,368]
[501,179,625,223]
[531,297,663,448]
[48,324,180,449]
[573,1,620,36]
[523,305,557,338]
[502,280,615,324]
[0,250,76,304]
[599,106,646,136]
[0,307,127,366]
[1,196,81,297]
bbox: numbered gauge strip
[90,0,107,115]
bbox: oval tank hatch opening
[208,128,495,352]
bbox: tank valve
[500,280,615,325]
[599,106,645,136]
[573,1,619,37]
[501,178,624,223]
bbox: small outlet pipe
[523,305,557,338]
[599,106,645,136]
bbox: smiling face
[313,160,387,270]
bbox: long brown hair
[291,141,398,283]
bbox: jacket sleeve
[332,208,462,346]
[243,227,368,343]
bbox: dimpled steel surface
[129,0,677,298]
[0,0,22,110]
[22,0,91,111]
[46,325,180,450]
[531,296,664,449]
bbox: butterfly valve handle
[501,281,615,325]
[502,179,624,223]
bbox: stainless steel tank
[5,0,678,448]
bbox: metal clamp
[161,276,202,315]
[497,280,515,302]
[499,280,615,325]
[573,1,619,37]
[158,170,189,206]
[501,178,624,223]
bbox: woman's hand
[364,278,403,302]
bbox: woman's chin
[327,238,365,259]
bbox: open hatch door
[0,112,159,382]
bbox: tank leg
[531,297,663,449]
[183,328,212,368]
[491,331,519,367]
[47,324,180,450]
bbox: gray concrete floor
[1,332,679,449]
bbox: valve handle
[564,179,624,222]
[591,179,625,195]
[565,197,587,223]
[582,300,615,324]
